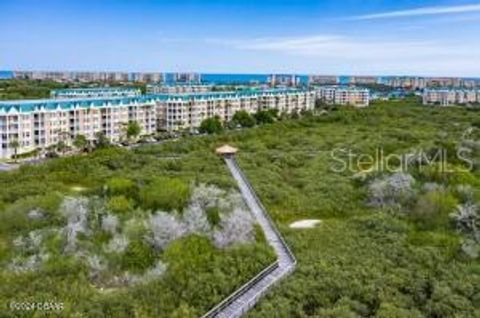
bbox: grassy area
[1,99,480,317]
[0,80,147,100]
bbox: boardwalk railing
[229,158,296,266]
[200,261,279,318]
[201,156,296,318]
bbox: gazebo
[215,144,238,157]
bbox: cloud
[351,3,480,20]
[211,35,477,60]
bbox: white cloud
[351,3,480,20]
[212,35,477,60]
[205,34,480,76]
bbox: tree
[73,134,88,152]
[8,139,20,162]
[199,116,223,134]
[56,130,71,154]
[232,110,256,128]
[55,140,67,155]
[126,121,141,140]
[254,110,275,124]
[94,131,110,149]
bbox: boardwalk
[201,156,296,318]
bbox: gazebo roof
[216,144,238,155]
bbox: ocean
[0,71,13,79]
[0,71,310,84]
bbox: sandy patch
[71,186,87,192]
[289,219,322,229]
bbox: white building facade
[146,84,213,94]
[0,89,314,158]
[315,86,370,107]
[157,89,315,131]
[51,87,142,99]
[0,98,157,158]
[422,89,480,106]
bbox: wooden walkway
[201,156,296,318]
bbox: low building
[146,84,213,94]
[315,86,370,107]
[423,89,480,106]
[51,87,142,99]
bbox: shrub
[107,195,134,214]
[121,240,156,272]
[368,173,415,210]
[213,208,254,248]
[412,190,458,230]
[106,178,137,198]
[147,212,185,250]
[139,177,189,212]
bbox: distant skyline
[2,0,480,77]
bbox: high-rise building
[268,74,300,87]
[315,86,370,107]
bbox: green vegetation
[126,121,142,140]
[73,134,88,152]
[0,80,69,100]
[1,98,480,317]
[232,110,256,128]
[139,177,190,211]
[0,146,274,317]
[0,79,147,100]
[199,116,224,134]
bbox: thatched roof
[215,144,238,155]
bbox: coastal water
[0,71,310,84]
[0,71,13,79]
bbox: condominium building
[13,71,165,83]
[51,87,142,99]
[422,89,480,106]
[350,76,378,85]
[0,97,157,158]
[267,74,300,87]
[146,84,213,94]
[0,88,313,158]
[385,77,427,90]
[157,89,315,131]
[308,75,338,85]
[316,86,370,107]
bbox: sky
[1,0,480,76]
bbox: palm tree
[118,122,128,143]
[9,139,20,162]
